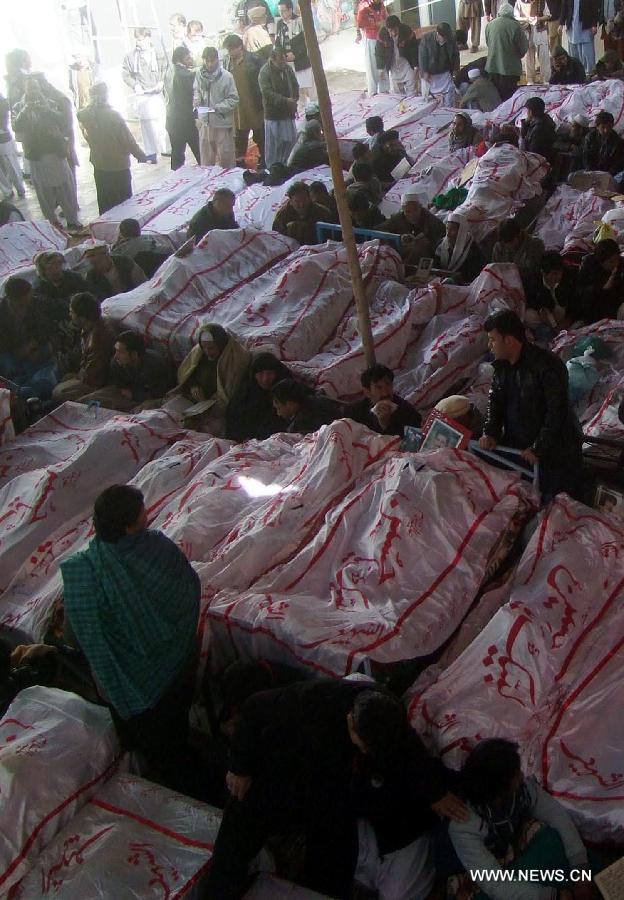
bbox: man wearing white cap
[435,394,484,433]
[381,190,446,264]
[459,67,502,110]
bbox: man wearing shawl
[435,212,486,284]
[485,2,529,99]
[418,24,459,106]
[61,485,201,792]
[174,323,250,434]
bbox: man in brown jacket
[53,292,115,403]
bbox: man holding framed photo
[479,309,583,502]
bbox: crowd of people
[2,4,624,899]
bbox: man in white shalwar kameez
[122,28,167,163]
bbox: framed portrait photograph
[594,483,624,517]
[420,411,471,453]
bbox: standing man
[223,34,266,169]
[356,0,389,97]
[375,15,420,94]
[78,82,148,215]
[514,0,552,83]
[479,308,583,502]
[122,28,167,164]
[485,2,529,100]
[458,0,485,52]
[276,0,317,109]
[560,0,600,75]
[419,24,460,106]
[259,48,299,169]
[165,46,200,170]
[169,13,187,51]
[194,47,239,169]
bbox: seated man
[187,187,239,244]
[553,115,589,178]
[459,68,501,112]
[345,162,383,206]
[583,111,624,175]
[347,190,385,229]
[448,112,477,151]
[271,378,343,434]
[0,276,56,400]
[577,237,624,323]
[382,190,446,265]
[225,351,292,441]
[206,679,465,900]
[435,212,486,285]
[346,141,374,181]
[492,219,544,277]
[80,331,174,412]
[348,364,421,436]
[111,218,171,264]
[272,181,330,245]
[309,181,339,220]
[365,115,385,152]
[61,484,200,795]
[53,291,115,402]
[83,243,147,302]
[591,49,624,81]
[523,250,583,338]
[32,250,85,368]
[479,309,583,501]
[372,129,414,186]
[520,97,556,164]
[449,739,591,900]
[549,45,586,84]
[287,119,328,172]
[0,199,24,224]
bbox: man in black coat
[205,679,466,900]
[549,45,586,84]
[186,188,239,243]
[165,46,200,170]
[375,15,420,94]
[479,309,583,502]
[349,363,421,437]
[222,34,266,168]
[583,111,624,175]
[520,96,556,163]
[559,0,600,73]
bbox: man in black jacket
[479,309,583,502]
[375,15,419,94]
[520,96,556,163]
[549,45,586,84]
[523,250,583,331]
[186,188,239,243]
[271,377,343,433]
[165,46,200,170]
[83,244,146,302]
[205,679,466,900]
[560,0,600,73]
[222,34,266,168]
[349,364,421,437]
[583,111,624,175]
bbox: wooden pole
[298,0,377,369]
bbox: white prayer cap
[468,68,481,80]
[401,189,425,207]
[569,113,590,127]
[435,395,471,418]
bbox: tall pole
[298,0,377,369]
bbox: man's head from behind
[93,484,147,543]
[114,330,145,369]
[352,142,373,165]
[594,237,621,272]
[119,218,141,240]
[540,250,565,288]
[497,218,523,251]
[351,161,374,184]
[223,33,245,62]
[365,116,384,137]
[70,291,102,329]
[361,364,394,404]
[524,96,545,121]
[271,378,308,419]
[347,690,408,769]
[287,181,311,214]
[461,738,523,808]
[212,188,236,219]
[380,129,402,154]
[596,110,615,137]
[484,308,526,361]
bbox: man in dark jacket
[287,118,328,171]
[549,45,586,84]
[83,243,146,302]
[349,364,421,436]
[205,679,465,900]
[223,34,265,168]
[271,378,343,434]
[419,23,459,105]
[523,250,583,335]
[259,48,299,168]
[226,352,292,441]
[560,0,600,74]
[520,96,556,163]
[272,181,330,245]
[479,309,583,502]
[382,191,446,265]
[186,188,239,243]
[372,129,414,185]
[165,46,200,170]
[583,111,624,175]
[375,15,419,94]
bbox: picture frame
[420,410,472,453]
[594,483,624,517]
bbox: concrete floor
[13,28,487,229]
